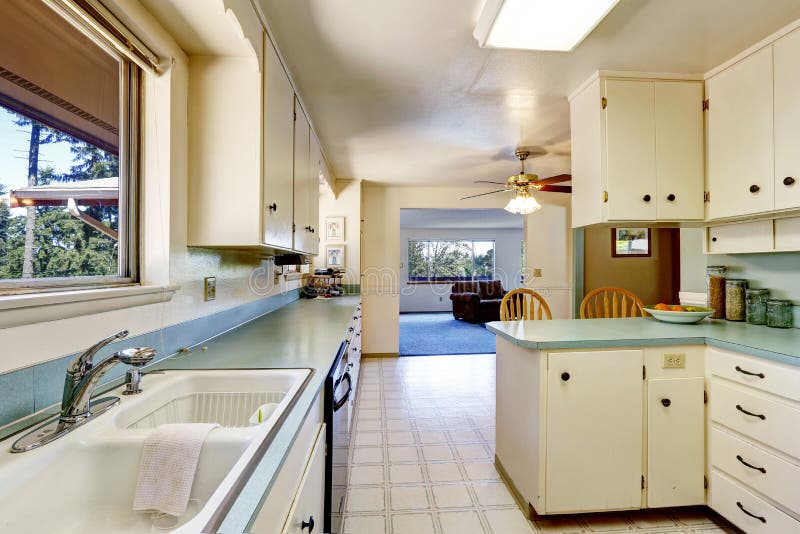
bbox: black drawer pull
[666,193,676,202]
[736,404,766,420]
[784,176,796,186]
[661,398,671,407]
[268,202,277,212]
[736,454,767,473]
[301,515,315,531]
[750,184,760,193]
[711,236,717,242]
[737,502,766,523]
[736,365,764,379]
[642,194,651,202]
[561,372,570,382]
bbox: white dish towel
[133,423,218,517]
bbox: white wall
[314,179,361,286]
[399,227,523,313]
[361,184,572,355]
[0,0,302,374]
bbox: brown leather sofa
[449,280,507,323]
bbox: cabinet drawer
[712,426,800,516]
[709,348,800,403]
[775,217,800,251]
[706,220,773,254]
[710,470,800,533]
[710,380,800,459]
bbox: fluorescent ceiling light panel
[474,0,620,52]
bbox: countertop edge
[486,323,800,367]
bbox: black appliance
[324,340,353,533]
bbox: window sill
[0,285,179,329]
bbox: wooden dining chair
[500,288,553,321]
[580,287,644,319]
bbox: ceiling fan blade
[536,185,572,193]
[460,189,508,200]
[535,174,572,185]
[473,180,507,185]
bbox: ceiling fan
[461,149,572,215]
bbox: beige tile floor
[342,354,739,534]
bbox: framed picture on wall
[611,227,651,257]
[326,245,345,268]
[326,216,345,241]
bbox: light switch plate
[204,276,217,301]
[663,353,686,369]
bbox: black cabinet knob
[784,176,796,186]
[750,184,760,193]
[561,372,570,382]
[666,194,676,202]
[642,194,651,202]
[301,516,315,532]
[661,398,671,407]
[712,237,718,242]
[268,203,277,212]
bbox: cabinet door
[706,220,773,254]
[774,28,800,211]
[655,82,704,220]
[293,102,312,253]
[307,132,321,255]
[546,350,644,513]
[282,425,325,534]
[647,377,705,508]
[263,36,296,250]
[706,47,774,219]
[604,80,656,221]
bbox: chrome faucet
[60,330,156,422]
[11,331,157,452]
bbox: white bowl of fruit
[643,304,715,324]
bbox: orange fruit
[654,303,670,311]
[670,305,686,312]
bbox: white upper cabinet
[569,73,704,227]
[306,132,321,256]
[774,27,800,211]
[655,82,705,220]
[604,80,657,221]
[706,46,775,220]
[293,102,313,254]
[263,36,295,250]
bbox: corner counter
[486,317,800,367]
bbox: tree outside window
[408,240,495,282]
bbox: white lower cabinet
[708,347,800,532]
[250,396,324,534]
[647,377,705,508]
[710,470,800,533]
[282,425,325,534]
[545,350,644,513]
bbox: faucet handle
[69,330,130,374]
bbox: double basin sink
[0,368,311,533]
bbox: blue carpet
[399,313,496,356]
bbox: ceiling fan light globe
[504,194,542,215]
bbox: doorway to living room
[398,208,523,356]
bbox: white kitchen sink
[0,368,311,533]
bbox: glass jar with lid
[766,299,794,328]
[745,288,769,325]
[725,279,747,321]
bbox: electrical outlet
[204,276,217,301]
[663,353,686,369]
[533,268,543,278]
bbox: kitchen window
[407,239,495,283]
[0,0,141,293]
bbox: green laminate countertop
[486,317,800,367]
[152,296,359,533]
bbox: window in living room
[407,239,496,283]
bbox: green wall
[705,252,800,302]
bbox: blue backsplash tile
[0,289,300,429]
[0,368,34,425]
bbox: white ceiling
[259,0,800,186]
[400,208,522,229]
